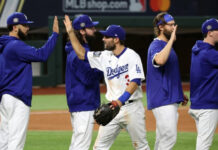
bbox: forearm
[125,82,138,94]
[68,29,86,60]
[154,38,174,66]
[117,82,138,106]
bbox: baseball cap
[99,25,126,41]
[7,12,33,25]
[156,14,174,26]
[73,14,99,30]
[202,18,218,34]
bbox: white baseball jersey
[87,47,145,101]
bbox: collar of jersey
[116,47,127,58]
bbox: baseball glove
[93,101,120,126]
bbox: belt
[124,100,134,105]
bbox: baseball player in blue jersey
[64,15,150,150]
[65,14,103,150]
[189,18,218,150]
[146,12,188,150]
[0,12,59,150]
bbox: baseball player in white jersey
[63,15,150,150]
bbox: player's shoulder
[12,39,29,48]
[89,50,112,58]
[6,39,29,52]
[103,50,113,55]
[125,47,140,57]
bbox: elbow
[154,59,166,66]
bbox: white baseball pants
[93,99,150,150]
[189,109,218,150]
[152,103,179,150]
[0,94,30,150]
[69,110,95,150]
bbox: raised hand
[63,15,73,34]
[53,16,59,34]
[170,25,177,42]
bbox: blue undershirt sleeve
[131,78,141,86]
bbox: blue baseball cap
[202,18,218,34]
[73,14,99,30]
[99,25,126,41]
[7,12,33,25]
[156,14,174,26]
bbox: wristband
[119,91,131,105]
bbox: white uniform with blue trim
[87,47,150,150]
[87,48,144,102]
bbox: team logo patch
[207,25,212,30]
[80,22,85,28]
[93,51,102,57]
[13,18,19,23]
[136,64,141,73]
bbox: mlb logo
[129,0,146,12]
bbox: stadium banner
[0,0,217,27]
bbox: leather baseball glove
[93,101,120,126]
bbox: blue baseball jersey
[65,42,103,112]
[0,33,58,106]
[146,38,183,110]
[190,40,218,109]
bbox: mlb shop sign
[63,0,146,12]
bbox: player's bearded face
[85,33,95,43]
[85,32,101,51]
[84,27,96,43]
[18,29,28,40]
[104,39,116,51]
[163,28,172,40]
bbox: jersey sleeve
[128,52,145,81]
[73,57,103,85]
[87,51,104,71]
[16,32,58,62]
[149,40,163,68]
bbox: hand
[181,94,189,106]
[170,25,177,42]
[52,16,59,34]
[63,15,73,34]
[110,100,122,110]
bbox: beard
[85,33,96,43]
[18,29,27,40]
[104,42,116,51]
[163,29,172,40]
[86,32,104,51]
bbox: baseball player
[0,12,59,150]
[64,15,150,150]
[189,18,218,150]
[65,14,103,150]
[146,12,188,150]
